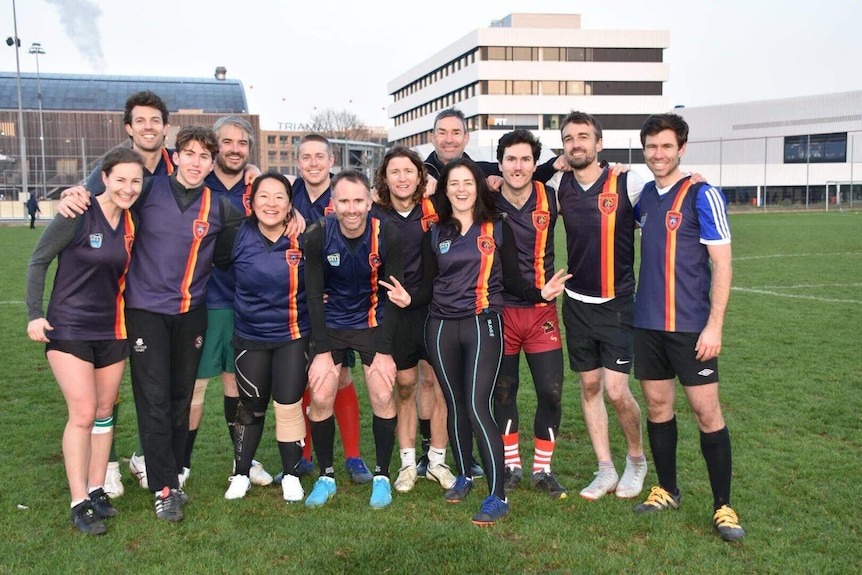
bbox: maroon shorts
[502,305,562,356]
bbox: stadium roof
[0,72,248,113]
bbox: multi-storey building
[386,13,669,163]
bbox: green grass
[1,211,861,574]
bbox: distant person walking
[27,195,41,229]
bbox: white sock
[71,498,86,508]
[428,447,446,468]
[400,447,416,468]
[88,486,102,495]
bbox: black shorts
[633,329,719,386]
[392,307,429,371]
[562,294,633,374]
[325,328,377,367]
[46,339,130,368]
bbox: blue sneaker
[471,456,485,478]
[345,457,373,484]
[471,494,509,526]
[304,476,336,508]
[273,457,314,484]
[415,454,429,478]
[369,476,392,508]
[444,475,473,503]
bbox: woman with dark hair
[26,147,144,535]
[414,158,569,525]
[213,172,309,503]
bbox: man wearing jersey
[552,111,648,502]
[303,170,405,509]
[491,130,568,499]
[632,113,744,542]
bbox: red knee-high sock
[302,388,312,461]
[334,382,361,459]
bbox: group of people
[26,90,744,541]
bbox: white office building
[386,13,669,163]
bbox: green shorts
[196,308,235,378]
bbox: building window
[784,133,847,164]
[567,47,587,61]
[513,47,537,61]
[266,135,276,145]
[543,48,561,61]
[593,48,663,62]
[486,46,507,60]
[278,135,288,147]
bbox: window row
[784,133,847,164]
[393,50,478,102]
[394,84,478,126]
[482,47,662,63]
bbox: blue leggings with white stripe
[425,312,504,499]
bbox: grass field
[0,211,860,574]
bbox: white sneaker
[281,474,304,503]
[232,459,274,486]
[104,461,124,498]
[129,453,148,490]
[394,465,418,493]
[426,463,457,490]
[178,467,190,490]
[579,467,620,500]
[616,456,648,499]
[224,475,251,500]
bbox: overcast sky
[2,0,860,130]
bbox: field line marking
[735,252,861,261]
[750,283,862,289]
[0,300,24,305]
[732,287,862,305]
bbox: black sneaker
[415,454,430,478]
[89,488,118,518]
[531,470,569,499]
[154,487,184,522]
[503,466,523,494]
[70,500,106,535]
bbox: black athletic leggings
[425,312,504,499]
[494,349,564,441]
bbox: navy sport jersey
[292,177,334,223]
[371,197,439,297]
[204,171,252,310]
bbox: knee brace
[274,400,305,443]
[92,415,114,435]
[192,378,209,407]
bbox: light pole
[6,0,28,201]
[29,42,46,199]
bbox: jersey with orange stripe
[293,177,334,223]
[125,176,226,315]
[231,222,309,342]
[634,177,731,332]
[85,147,175,195]
[319,213,389,329]
[493,181,557,308]
[45,200,136,340]
[371,197,438,297]
[204,171,252,310]
[558,168,636,299]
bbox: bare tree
[308,108,370,142]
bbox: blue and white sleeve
[696,186,731,244]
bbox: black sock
[234,416,265,477]
[647,417,679,496]
[184,428,198,469]
[224,396,239,445]
[372,415,398,478]
[701,427,732,509]
[278,440,304,477]
[419,418,432,455]
[309,416,336,477]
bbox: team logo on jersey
[438,239,451,254]
[532,210,550,231]
[124,234,135,254]
[326,253,341,267]
[541,321,557,334]
[598,193,618,215]
[89,233,103,248]
[368,252,382,270]
[324,205,335,216]
[666,211,683,231]
[193,219,210,239]
[133,338,147,353]
[421,213,439,232]
[477,235,495,255]
[286,249,302,267]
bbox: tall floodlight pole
[7,0,28,200]
[29,42,46,199]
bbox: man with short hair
[632,113,744,542]
[552,111,648,502]
[185,116,272,488]
[491,129,568,499]
[302,170,405,508]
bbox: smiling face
[332,178,371,238]
[124,105,168,153]
[173,140,214,189]
[297,140,334,188]
[215,124,250,176]
[643,129,686,186]
[445,165,478,217]
[385,156,420,205]
[562,122,602,171]
[253,178,291,232]
[102,162,144,209]
[499,142,536,194]
[433,115,469,164]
